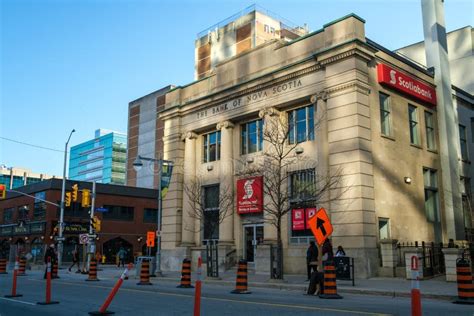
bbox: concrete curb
[150,276,457,301]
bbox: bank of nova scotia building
[127,10,474,278]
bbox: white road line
[0,297,36,306]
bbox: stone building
[127,9,474,278]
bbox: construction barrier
[231,259,251,294]
[52,261,59,279]
[410,256,422,316]
[453,256,474,305]
[17,258,26,276]
[4,257,22,298]
[0,258,7,274]
[137,260,152,285]
[89,264,132,315]
[177,258,194,288]
[193,257,202,316]
[37,257,59,305]
[319,261,342,299]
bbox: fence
[205,240,219,278]
[397,241,445,277]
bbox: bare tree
[183,177,234,241]
[236,107,343,279]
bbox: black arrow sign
[317,217,327,236]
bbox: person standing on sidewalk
[322,238,334,265]
[68,246,80,273]
[306,241,319,281]
[44,244,56,279]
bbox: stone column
[442,248,463,282]
[217,120,235,244]
[379,239,399,277]
[258,107,280,243]
[181,131,198,246]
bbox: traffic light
[65,192,71,207]
[82,189,91,207]
[0,184,5,199]
[91,216,101,232]
[72,184,78,202]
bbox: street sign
[88,234,98,239]
[308,208,333,246]
[55,237,65,242]
[95,207,108,212]
[79,233,89,244]
[147,231,156,247]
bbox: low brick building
[0,179,158,264]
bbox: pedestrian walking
[335,245,346,257]
[306,241,318,281]
[44,244,56,279]
[68,247,81,273]
[116,247,126,268]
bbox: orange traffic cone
[177,259,194,288]
[319,261,342,299]
[231,259,251,294]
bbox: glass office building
[69,129,127,185]
[0,165,55,189]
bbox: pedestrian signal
[0,184,5,199]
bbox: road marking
[28,278,391,315]
[0,297,36,306]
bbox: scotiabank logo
[237,176,263,214]
[377,64,436,106]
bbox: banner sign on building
[161,163,173,198]
[292,209,305,230]
[237,176,263,214]
[306,208,317,229]
[377,63,437,106]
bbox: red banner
[377,63,436,106]
[237,176,263,214]
[305,208,317,229]
[292,209,305,230]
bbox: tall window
[378,218,390,240]
[203,131,221,163]
[3,207,14,224]
[102,205,134,221]
[408,105,420,145]
[241,119,263,155]
[143,208,158,223]
[425,111,436,150]
[33,192,46,220]
[289,169,316,202]
[461,177,472,228]
[423,168,439,222]
[288,105,314,144]
[459,124,468,160]
[203,185,219,240]
[18,205,29,221]
[379,93,391,136]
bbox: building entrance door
[243,224,264,262]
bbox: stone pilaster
[442,248,463,282]
[181,131,198,246]
[217,121,235,244]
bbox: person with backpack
[306,241,318,281]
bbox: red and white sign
[377,63,436,106]
[305,208,317,229]
[237,176,263,214]
[292,209,305,230]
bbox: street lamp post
[58,129,75,268]
[133,154,173,276]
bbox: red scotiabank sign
[292,209,305,230]
[237,176,263,214]
[377,63,436,106]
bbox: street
[0,270,472,316]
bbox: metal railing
[397,241,446,277]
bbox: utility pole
[58,129,75,268]
[87,181,96,270]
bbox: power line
[0,136,64,153]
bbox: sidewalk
[79,264,458,301]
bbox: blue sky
[1,0,473,176]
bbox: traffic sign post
[147,231,156,248]
[411,255,422,316]
[307,208,333,246]
[79,234,89,245]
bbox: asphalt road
[0,271,473,316]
